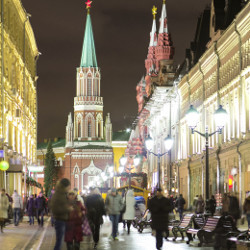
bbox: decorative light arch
[81,160,102,189]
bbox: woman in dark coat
[64,190,85,250]
[26,195,36,225]
[148,188,171,250]
[85,188,106,249]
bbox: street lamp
[145,135,174,189]
[186,105,228,205]
[119,154,141,188]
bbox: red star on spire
[85,0,92,9]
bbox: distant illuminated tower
[64,1,113,190]
[145,6,158,75]
[74,2,103,141]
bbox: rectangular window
[88,121,91,137]
[87,79,92,96]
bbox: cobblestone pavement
[0,216,248,250]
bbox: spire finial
[85,0,92,13]
[152,6,157,19]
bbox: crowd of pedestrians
[0,180,250,250]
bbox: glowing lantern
[228,175,233,189]
[0,161,9,171]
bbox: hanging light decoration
[0,161,9,171]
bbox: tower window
[94,79,98,96]
[78,122,81,138]
[87,79,92,96]
[88,120,92,138]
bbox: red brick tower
[63,3,113,191]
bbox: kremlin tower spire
[145,6,158,75]
[155,0,174,69]
[80,0,97,67]
[73,0,106,141]
[63,0,113,191]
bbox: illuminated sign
[27,166,44,173]
[228,175,233,189]
[0,150,4,158]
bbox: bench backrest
[221,215,237,233]
[202,216,221,231]
[193,215,205,229]
[179,214,193,227]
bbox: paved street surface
[0,216,248,250]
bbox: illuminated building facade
[0,0,39,195]
[131,0,250,207]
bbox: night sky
[22,0,211,142]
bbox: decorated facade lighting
[120,155,127,166]
[145,134,173,189]
[186,104,228,211]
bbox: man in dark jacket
[148,188,171,250]
[35,192,46,226]
[175,194,186,220]
[85,188,106,249]
[51,178,71,250]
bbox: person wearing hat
[51,178,72,250]
[148,188,171,250]
[0,189,9,233]
[35,191,46,227]
[105,187,124,240]
[85,187,105,249]
[12,190,23,226]
[64,190,85,250]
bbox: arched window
[98,121,101,138]
[94,79,98,96]
[88,119,91,138]
[75,174,79,189]
[78,122,81,138]
[87,79,92,96]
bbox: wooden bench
[193,214,205,229]
[227,227,250,249]
[168,213,193,241]
[186,216,221,247]
[137,209,152,233]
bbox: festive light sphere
[0,161,9,171]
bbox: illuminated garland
[120,172,147,188]
[26,177,42,189]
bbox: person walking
[148,188,171,250]
[49,189,55,226]
[175,194,186,220]
[64,190,85,250]
[85,188,106,249]
[195,195,205,214]
[51,178,72,250]
[26,194,36,225]
[229,194,241,222]
[122,189,135,235]
[35,192,46,227]
[105,187,123,240]
[73,188,84,205]
[208,195,216,216]
[192,195,198,211]
[222,193,230,216]
[243,194,250,228]
[12,190,23,226]
[0,189,9,233]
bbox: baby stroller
[132,196,146,229]
[137,209,152,233]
